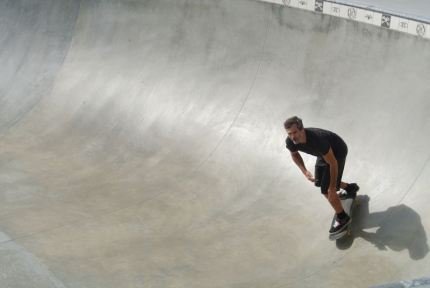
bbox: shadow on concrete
[336,195,429,260]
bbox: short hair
[284,116,304,130]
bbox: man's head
[284,116,306,144]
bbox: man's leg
[321,159,352,233]
[320,166,344,214]
[336,155,359,197]
[323,193,343,213]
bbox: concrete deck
[0,0,429,287]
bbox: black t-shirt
[286,128,348,161]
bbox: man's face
[286,124,304,144]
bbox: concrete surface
[0,0,429,287]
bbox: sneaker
[341,183,359,199]
[337,189,349,200]
[329,214,351,234]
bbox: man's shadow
[336,195,429,260]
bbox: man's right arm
[290,151,315,182]
[291,151,306,174]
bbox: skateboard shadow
[336,195,429,260]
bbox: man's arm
[322,147,338,192]
[290,151,314,182]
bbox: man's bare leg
[326,182,359,214]
[325,182,351,212]
[324,193,343,213]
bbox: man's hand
[304,170,315,182]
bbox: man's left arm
[322,147,338,194]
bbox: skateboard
[329,190,357,241]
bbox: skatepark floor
[0,0,429,287]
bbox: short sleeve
[286,138,298,152]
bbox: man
[284,116,359,234]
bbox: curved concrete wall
[0,0,80,134]
[0,0,429,287]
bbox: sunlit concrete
[0,0,429,287]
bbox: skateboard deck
[329,191,356,241]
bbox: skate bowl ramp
[1,0,429,287]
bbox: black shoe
[337,189,349,200]
[329,214,351,234]
[342,183,359,199]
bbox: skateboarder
[284,116,359,234]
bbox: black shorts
[314,155,346,194]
